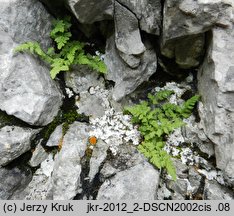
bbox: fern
[125,90,200,180]
[14,16,107,79]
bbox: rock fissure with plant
[0,0,233,200]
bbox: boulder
[117,0,161,35]
[114,1,145,56]
[65,0,113,23]
[0,126,39,166]
[88,140,109,182]
[51,122,90,200]
[161,0,233,69]
[162,0,232,41]
[0,0,63,126]
[97,162,160,200]
[198,26,234,183]
[105,36,157,101]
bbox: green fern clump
[125,90,200,180]
[14,17,107,79]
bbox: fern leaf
[180,95,200,118]
[54,32,72,50]
[50,58,69,79]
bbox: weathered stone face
[117,0,162,35]
[51,122,91,200]
[105,36,157,101]
[0,126,40,166]
[114,1,145,56]
[97,162,160,200]
[0,167,32,200]
[0,0,63,126]
[161,0,233,70]
[65,0,114,23]
[198,26,234,182]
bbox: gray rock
[46,124,63,147]
[51,122,90,200]
[118,52,141,69]
[197,27,234,181]
[172,158,189,179]
[188,167,202,195]
[171,191,185,200]
[117,0,162,35]
[97,162,160,200]
[0,166,32,200]
[11,154,55,200]
[162,0,232,41]
[88,140,109,182]
[203,180,234,200]
[0,126,39,166]
[0,0,63,126]
[66,0,113,24]
[167,178,188,198]
[28,143,49,168]
[175,34,205,69]
[76,87,110,118]
[157,184,172,200]
[162,33,205,69]
[64,65,105,94]
[114,1,145,56]
[99,162,118,181]
[161,0,233,69]
[182,116,215,157]
[105,36,157,101]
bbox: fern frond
[126,90,199,181]
[15,17,107,79]
[180,95,200,118]
[14,42,53,64]
[50,58,70,79]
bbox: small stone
[28,142,49,167]
[46,124,63,147]
[88,140,109,182]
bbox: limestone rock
[105,36,157,101]
[64,65,105,94]
[198,27,234,182]
[0,166,32,200]
[0,126,39,166]
[161,0,233,69]
[28,143,49,167]
[11,154,55,200]
[114,1,145,56]
[51,122,90,200]
[76,87,110,118]
[0,0,63,126]
[46,124,63,147]
[203,180,234,200]
[97,162,160,200]
[117,0,161,35]
[65,0,113,23]
[162,0,232,41]
[88,140,109,182]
